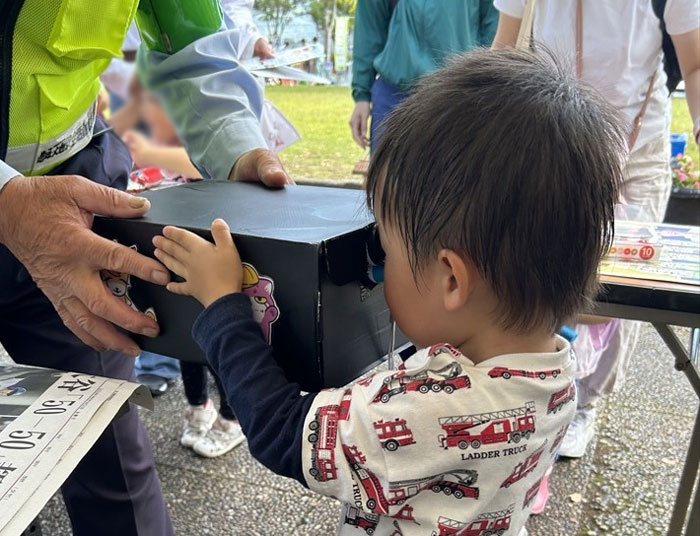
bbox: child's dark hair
[366,47,624,332]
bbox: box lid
[137,181,374,244]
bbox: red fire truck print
[432,505,514,536]
[438,402,536,450]
[500,441,547,488]
[307,390,352,482]
[372,362,470,404]
[428,343,463,359]
[351,464,480,514]
[344,506,379,534]
[547,383,576,414]
[374,418,416,451]
[351,463,390,513]
[343,444,367,464]
[550,425,568,453]
[395,505,417,523]
[357,374,377,388]
[488,366,561,380]
[388,469,479,504]
[522,477,543,509]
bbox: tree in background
[255,0,296,46]
[308,0,355,61]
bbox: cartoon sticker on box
[241,263,279,344]
[100,244,157,321]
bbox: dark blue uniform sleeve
[192,293,317,487]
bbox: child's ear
[436,249,473,312]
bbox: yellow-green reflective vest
[6,0,139,175]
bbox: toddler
[152,48,624,534]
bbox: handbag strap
[575,0,656,150]
[516,0,536,49]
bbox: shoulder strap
[651,0,682,93]
[516,0,536,50]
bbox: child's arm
[123,131,203,179]
[153,221,315,484]
[153,222,397,514]
[193,292,317,484]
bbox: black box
[94,181,404,391]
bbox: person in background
[350,0,499,152]
[492,0,699,463]
[123,91,202,181]
[220,0,275,60]
[100,23,141,113]
[123,91,242,457]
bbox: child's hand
[253,37,275,60]
[123,130,154,169]
[153,219,243,308]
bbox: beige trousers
[575,133,671,408]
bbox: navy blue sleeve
[192,293,317,487]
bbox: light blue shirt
[0,20,266,188]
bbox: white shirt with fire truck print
[301,338,576,536]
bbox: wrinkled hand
[122,130,154,169]
[253,38,275,60]
[349,101,371,149]
[230,148,294,187]
[153,220,243,308]
[0,175,171,355]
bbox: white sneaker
[193,417,245,458]
[180,400,217,448]
[558,406,596,458]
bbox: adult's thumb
[231,148,294,187]
[68,175,151,218]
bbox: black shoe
[137,374,170,397]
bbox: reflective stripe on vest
[8,0,138,174]
[6,100,96,174]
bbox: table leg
[667,388,700,535]
[652,324,700,536]
[686,481,700,536]
[653,324,700,398]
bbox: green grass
[672,96,698,162]
[266,86,365,181]
[267,86,698,179]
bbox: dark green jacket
[352,0,498,102]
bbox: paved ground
[2,323,697,535]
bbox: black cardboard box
[94,181,403,391]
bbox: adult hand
[229,148,294,187]
[0,175,171,356]
[349,101,371,149]
[123,130,154,169]
[253,38,275,60]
